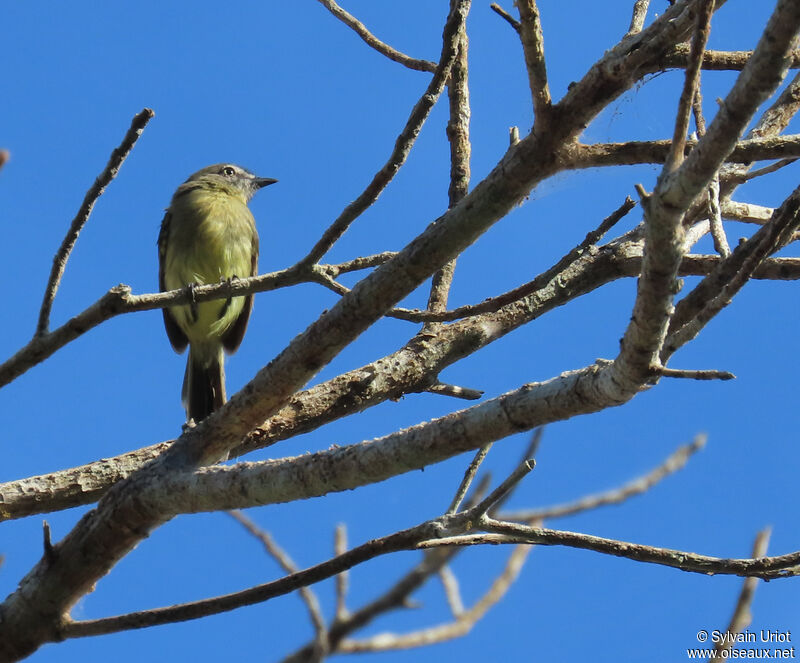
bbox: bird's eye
[222,166,236,176]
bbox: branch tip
[489,3,521,33]
[653,366,735,381]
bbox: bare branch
[228,511,328,650]
[447,444,493,515]
[323,251,398,276]
[462,460,535,519]
[714,529,772,658]
[421,521,800,580]
[652,366,735,380]
[570,135,800,169]
[42,521,55,564]
[334,524,349,622]
[5,3,800,659]
[285,457,511,661]
[338,545,530,653]
[392,196,635,323]
[438,566,464,617]
[316,0,436,72]
[61,519,450,640]
[667,0,723,171]
[659,47,800,71]
[516,0,552,121]
[750,70,800,140]
[666,183,800,357]
[5,234,800,526]
[707,176,731,257]
[300,3,470,265]
[426,20,471,324]
[0,252,393,389]
[489,3,520,33]
[720,200,774,223]
[36,108,154,336]
[613,0,800,392]
[626,0,651,37]
[500,435,706,522]
[728,158,798,185]
[425,382,484,400]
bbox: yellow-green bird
[158,163,277,424]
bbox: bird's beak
[254,177,278,189]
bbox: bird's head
[185,163,278,202]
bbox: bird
[157,163,277,424]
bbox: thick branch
[4,241,800,522]
[612,0,800,392]
[516,0,552,121]
[659,46,800,71]
[569,135,800,169]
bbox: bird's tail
[182,346,226,424]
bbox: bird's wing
[158,209,189,353]
[221,230,258,354]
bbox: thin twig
[499,435,706,522]
[389,196,636,323]
[524,428,544,461]
[426,382,484,400]
[60,519,447,639]
[300,2,469,266]
[692,87,708,136]
[666,184,800,357]
[323,251,398,277]
[284,458,509,661]
[438,566,464,617]
[489,4,520,32]
[425,24,471,326]
[338,545,530,653]
[462,460,535,520]
[0,253,394,389]
[728,158,798,185]
[665,0,714,172]
[42,522,56,564]
[334,524,349,622]
[36,108,154,336]
[652,366,735,380]
[316,0,436,72]
[713,529,772,659]
[447,444,493,515]
[707,176,731,257]
[228,511,328,649]
[692,92,731,256]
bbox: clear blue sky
[1,2,798,661]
